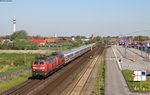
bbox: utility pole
[145,41,147,58]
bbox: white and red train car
[31,43,96,78]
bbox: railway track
[2,45,104,95]
[1,79,44,95]
[67,56,99,95]
[29,46,102,95]
[66,46,104,95]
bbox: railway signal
[102,72,104,76]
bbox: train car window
[49,57,56,63]
[53,58,56,61]
[46,61,49,64]
[34,61,38,65]
[67,55,69,58]
[71,54,73,56]
[49,58,53,63]
[40,62,44,65]
[69,55,71,57]
[51,58,54,62]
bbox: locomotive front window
[40,62,44,65]
[34,61,38,65]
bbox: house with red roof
[27,39,45,45]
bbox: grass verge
[91,53,105,95]
[0,65,27,75]
[122,69,150,92]
[0,70,31,94]
[0,64,3,69]
[0,53,40,75]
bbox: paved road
[105,47,130,95]
[128,48,147,58]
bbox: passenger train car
[32,43,96,78]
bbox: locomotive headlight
[33,67,38,69]
[33,67,45,69]
[39,67,45,69]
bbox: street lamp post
[124,39,127,58]
[119,34,127,58]
[145,41,147,58]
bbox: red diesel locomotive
[32,53,65,77]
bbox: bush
[13,40,39,50]
[0,43,13,50]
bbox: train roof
[35,43,95,60]
[63,43,95,56]
[36,52,63,60]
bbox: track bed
[2,45,104,95]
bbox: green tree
[133,36,149,41]
[28,35,44,39]
[93,36,102,44]
[72,40,82,47]
[85,40,94,44]
[73,36,86,40]
[10,30,28,40]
